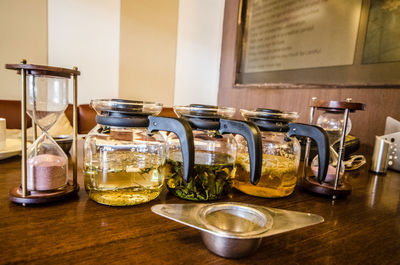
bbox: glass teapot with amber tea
[84,99,194,206]
[234,108,329,198]
[165,104,262,201]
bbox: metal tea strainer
[151,202,324,258]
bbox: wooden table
[0,151,399,264]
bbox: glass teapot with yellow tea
[234,108,329,198]
[84,99,194,206]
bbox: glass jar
[84,99,194,206]
[234,108,329,198]
[165,104,262,201]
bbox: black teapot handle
[288,123,329,183]
[219,119,263,185]
[148,116,194,182]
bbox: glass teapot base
[303,176,351,197]
[85,186,162,206]
[233,183,295,198]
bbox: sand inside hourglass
[27,154,67,191]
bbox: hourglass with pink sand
[303,98,365,199]
[6,60,80,205]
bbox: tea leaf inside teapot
[165,152,235,201]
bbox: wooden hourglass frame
[302,98,365,199]
[6,60,80,205]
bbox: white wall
[118,0,178,106]
[0,0,48,100]
[174,0,225,106]
[48,0,120,104]
[1,0,225,107]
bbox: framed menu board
[235,0,400,87]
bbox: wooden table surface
[0,150,399,264]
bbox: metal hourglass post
[32,75,38,156]
[20,59,28,198]
[333,98,352,199]
[32,123,37,142]
[72,67,78,188]
[302,97,317,183]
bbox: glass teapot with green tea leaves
[165,104,262,201]
[84,99,194,206]
[234,108,329,198]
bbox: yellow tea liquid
[84,150,163,206]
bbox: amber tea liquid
[234,153,298,198]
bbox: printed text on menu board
[243,0,362,73]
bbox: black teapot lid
[240,108,299,132]
[91,99,163,127]
[174,104,235,130]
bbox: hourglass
[302,98,365,199]
[6,60,80,204]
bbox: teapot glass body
[234,108,329,198]
[165,104,262,201]
[235,131,300,198]
[166,129,237,201]
[83,99,194,206]
[84,125,167,206]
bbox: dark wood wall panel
[218,0,400,155]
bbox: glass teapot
[84,99,194,206]
[234,108,329,198]
[165,104,262,201]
